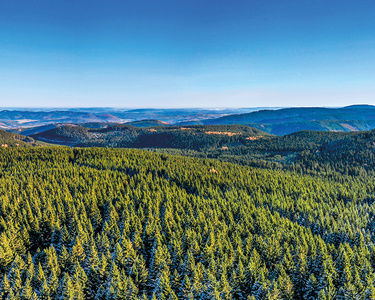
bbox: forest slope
[0,147,375,298]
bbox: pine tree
[0,274,11,298]
[58,273,75,300]
[39,279,51,300]
[181,275,193,299]
[21,278,33,300]
[277,268,294,299]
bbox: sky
[0,0,374,108]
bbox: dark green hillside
[32,125,91,145]
[131,125,268,150]
[32,124,269,150]
[1,147,375,298]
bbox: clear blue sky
[0,0,374,107]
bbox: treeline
[1,147,375,298]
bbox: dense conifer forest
[28,124,375,174]
[1,146,375,299]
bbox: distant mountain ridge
[0,107,266,129]
[3,105,375,135]
[182,105,375,135]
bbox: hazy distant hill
[5,105,375,135]
[0,110,122,129]
[108,108,267,123]
[0,108,266,129]
[183,105,375,135]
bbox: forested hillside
[31,124,268,150]
[148,129,375,176]
[1,147,375,299]
[28,123,375,174]
[0,129,40,147]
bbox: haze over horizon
[0,0,374,108]
[1,104,373,110]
